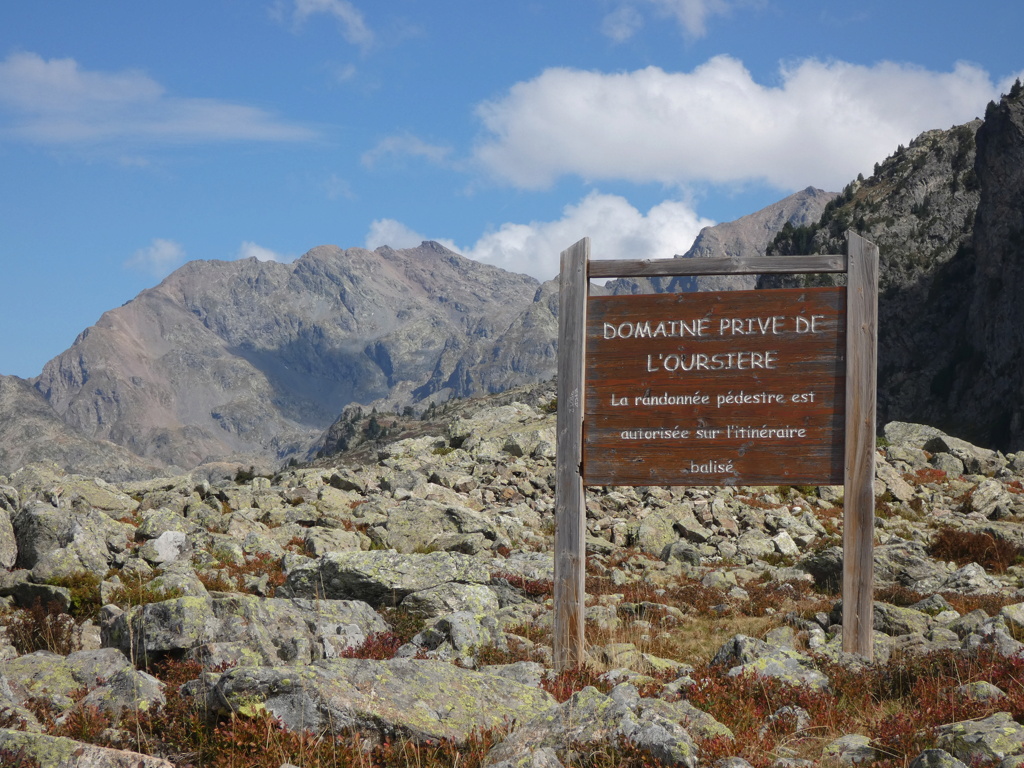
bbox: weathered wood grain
[554,237,589,671]
[842,231,879,659]
[588,254,846,279]
[584,287,846,486]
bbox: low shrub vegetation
[928,526,1024,573]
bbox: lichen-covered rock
[876,457,917,502]
[909,750,969,768]
[872,602,932,636]
[0,508,15,569]
[822,734,875,764]
[0,727,174,767]
[711,635,829,690]
[3,648,163,716]
[379,499,500,554]
[280,550,491,607]
[873,540,953,592]
[104,593,386,668]
[13,502,131,579]
[102,595,219,664]
[196,658,555,742]
[483,684,698,768]
[401,582,499,618]
[406,611,505,663]
[935,712,1024,763]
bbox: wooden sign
[584,287,846,486]
[553,233,879,670]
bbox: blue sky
[2,1,1022,378]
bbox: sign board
[553,233,879,670]
[584,287,846,486]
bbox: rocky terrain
[4,387,1024,767]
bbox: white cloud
[365,191,713,282]
[361,133,453,168]
[124,238,187,277]
[365,219,451,251]
[235,241,294,262]
[601,5,645,42]
[473,56,1000,192]
[603,0,733,40]
[0,52,316,145]
[291,0,373,50]
[462,192,713,280]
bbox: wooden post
[842,231,879,658]
[554,237,589,670]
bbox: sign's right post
[842,231,879,658]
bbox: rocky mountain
[10,85,1024,478]
[604,186,837,295]
[763,86,1024,451]
[0,375,161,481]
[29,243,550,472]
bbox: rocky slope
[762,119,982,442]
[0,375,162,482]
[4,389,1024,765]
[604,186,836,296]
[763,86,1024,452]
[30,243,548,471]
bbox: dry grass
[928,526,1024,574]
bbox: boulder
[711,635,829,690]
[935,712,1024,763]
[2,648,163,716]
[483,684,698,768]
[0,728,173,768]
[104,594,386,668]
[196,658,555,742]
[280,550,491,607]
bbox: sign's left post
[554,237,589,671]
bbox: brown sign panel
[584,287,846,486]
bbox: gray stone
[483,685,697,768]
[935,712,1024,763]
[956,681,1006,702]
[107,593,387,668]
[197,658,555,742]
[909,749,969,768]
[0,580,72,612]
[3,648,163,717]
[400,582,499,618]
[876,458,917,502]
[940,563,1002,595]
[0,509,15,569]
[139,529,190,565]
[873,602,931,636]
[13,502,130,579]
[711,634,829,690]
[280,549,491,607]
[923,434,1005,476]
[771,531,800,558]
[933,453,966,475]
[736,530,775,561]
[822,734,875,764]
[873,540,952,592]
[662,541,703,566]
[0,728,174,768]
